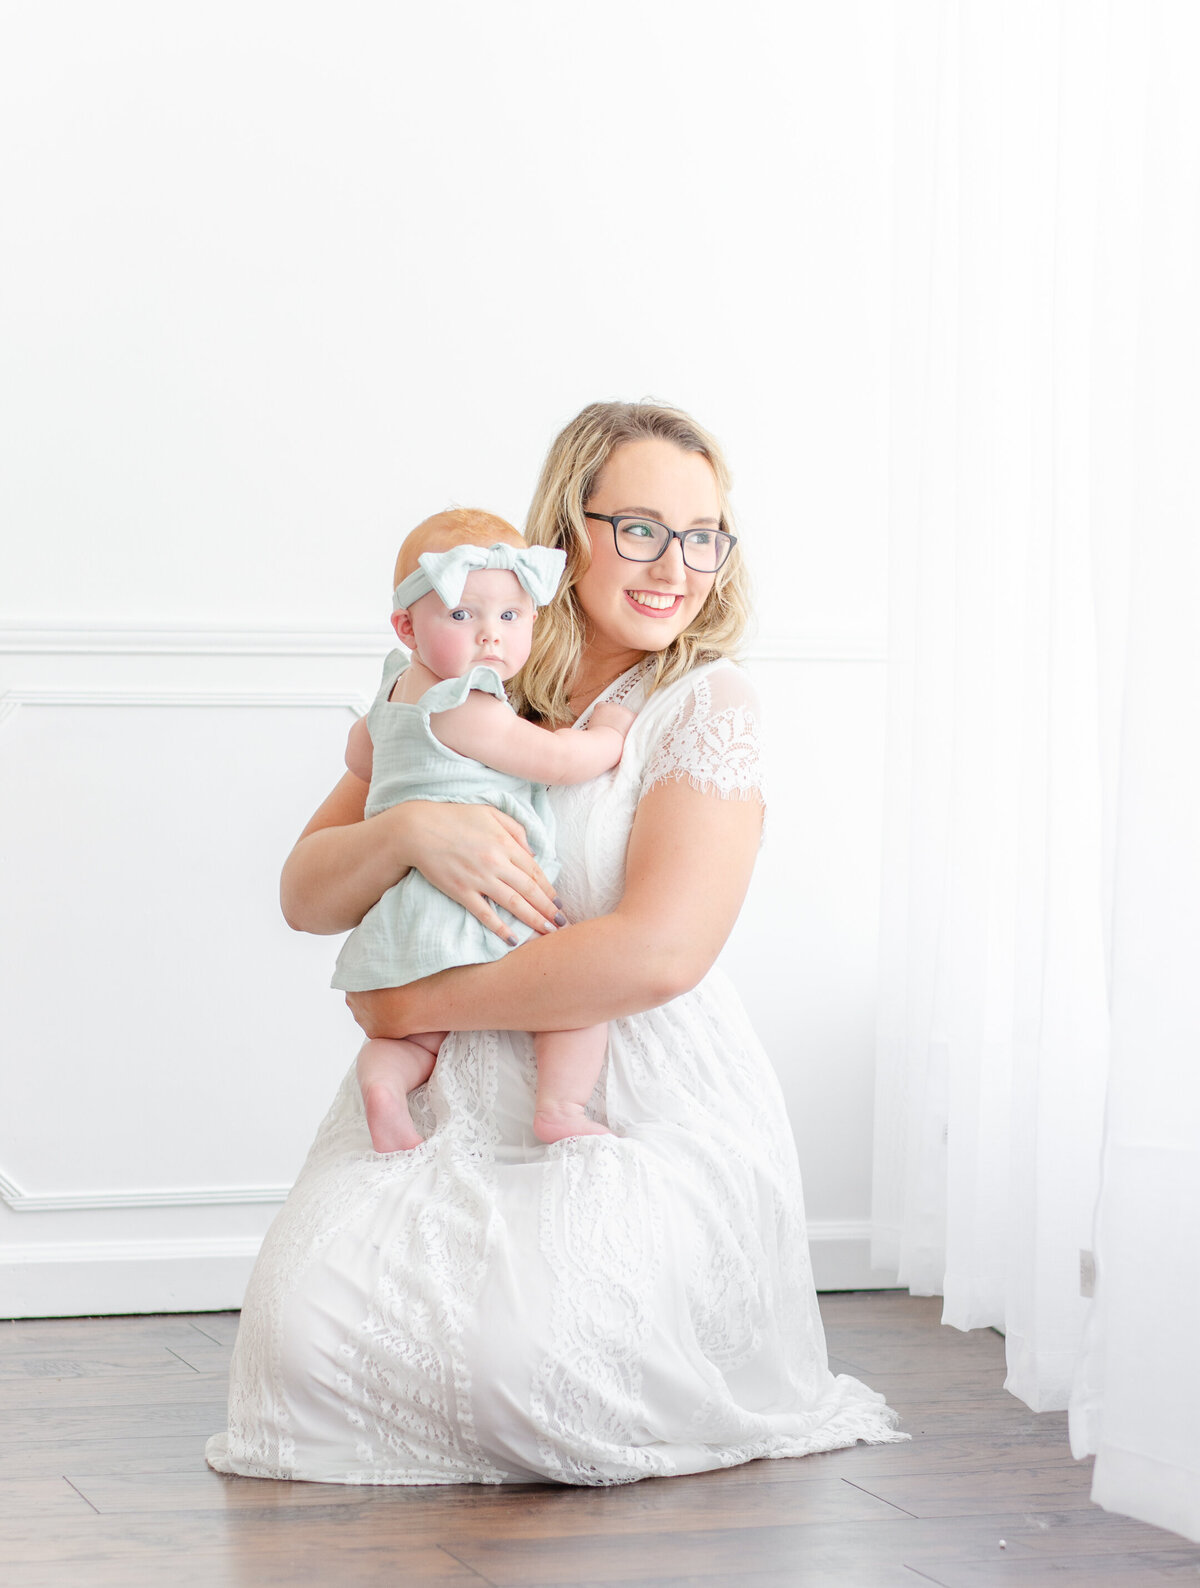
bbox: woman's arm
[280,771,562,940]
[345,778,764,1035]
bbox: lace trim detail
[335,1030,508,1483]
[605,660,653,709]
[574,658,653,729]
[641,672,764,802]
[530,1135,667,1484]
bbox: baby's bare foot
[362,1081,424,1153]
[533,1102,612,1144]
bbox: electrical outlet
[1079,1249,1096,1298]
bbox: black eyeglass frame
[583,512,738,572]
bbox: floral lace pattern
[531,1135,666,1483]
[640,667,765,802]
[206,658,907,1486]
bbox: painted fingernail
[554,897,565,909]
[506,935,518,947]
[554,912,567,927]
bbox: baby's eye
[500,610,519,622]
[449,609,468,622]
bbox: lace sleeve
[639,663,765,803]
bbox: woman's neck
[566,644,646,718]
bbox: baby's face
[404,568,536,683]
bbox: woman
[206,401,907,1485]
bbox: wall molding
[0,624,389,657]
[0,1223,899,1317]
[0,689,368,726]
[809,1219,873,1243]
[0,1224,871,1258]
[0,1163,877,1245]
[0,1235,266,1264]
[0,1167,289,1213]
[0,623,886,665]
[0,1236,265,1316]
[807,1220,901,1292]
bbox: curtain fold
[1067,0,1200,1543]
[873,0,1200,1538]
[872,0,1111,1400]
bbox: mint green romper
[331,650,559,993]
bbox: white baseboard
[809,1223,903,1292]
[0,1238,262,1319]
[1,1221,901,1319]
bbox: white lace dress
[206,658,908,1485]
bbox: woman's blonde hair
[508,401,751,723]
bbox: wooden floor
[1,1292,1197,1587]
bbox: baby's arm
[431,695,633,786]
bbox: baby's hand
[588,703,636,741]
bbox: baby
[332,508,634,1153]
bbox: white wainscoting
[0,625,896,1316]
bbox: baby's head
[392,508,527,590]
[391,509,545,685]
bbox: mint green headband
[393,542,567,613]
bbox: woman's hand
[402,801,563,942]
[344,777,765,1040]
[281,781,561,940]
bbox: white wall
[0,1,897,1312]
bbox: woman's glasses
[584,513,737,573]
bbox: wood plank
[0,1370,227,1415]
[539,1574,946,1588]
[160,1338,233,1373]
[442,1518,1039,1585]
[0,1477,99,1520]
[0,1510,1030,1575]
[910,1551,1200,1586]
[63,1469,911,1530]
[65,1470,427,1516]
[0,1398,226,1445]
[446,1510,1200,1587]
[799,1432,1081,1479]
[0,1516,492,1587]
[819,1294,946,1321]
[842,1461,1098,1518]
[182,1313,241,1347]
[1003,1509,1200,1558]
[826,1339,1010,1374]
[831,1366,1014,1405]
[0,1316,231,1354]
[869,1397,1050,1437]
[824,1316,1003,1345]
[0,1436,212,1479]
[0,1346,201,1381]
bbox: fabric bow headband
[393,542,567,613]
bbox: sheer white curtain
[872,0,1200,1540]
[1066,4,1200,1543]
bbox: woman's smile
[575,438,721,664]
[624,588,684,615]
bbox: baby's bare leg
[356,1032,445,1153]
[532,1024,612,1143]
